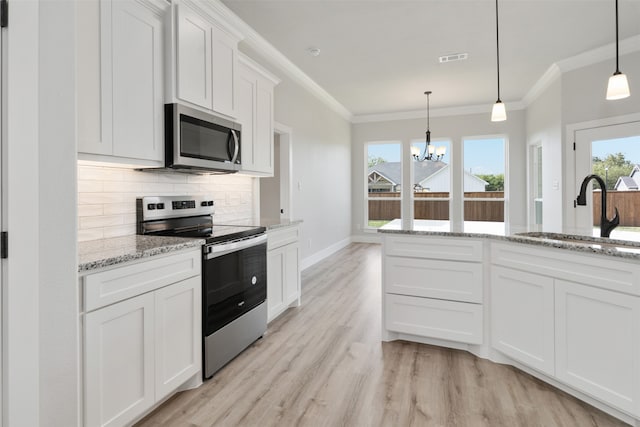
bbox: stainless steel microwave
[165,103,241,173]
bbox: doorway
[574,120,640,239]
[260,122,292,220]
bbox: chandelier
[412,91,446,162]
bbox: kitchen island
[379,222,640,427]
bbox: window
[463,137,506,233]
[411,140,451,231]
[575,121,640,240]
[366,142,402,229]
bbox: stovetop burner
[136,195,265,244]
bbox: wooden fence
[369,190,640,226]
[368,192,505,222]
[592,190,640,227]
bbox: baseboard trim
[301,237,352,271]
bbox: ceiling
[221,0,640,117]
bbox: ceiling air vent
[439,53,468,63]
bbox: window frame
[364,140,403,231]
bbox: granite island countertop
[79,235,205,272]
[378,220,640,261]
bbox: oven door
[203,235,267,336]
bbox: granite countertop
[79,235,205,272]
[378,220,640,261]
[260,218,303,230]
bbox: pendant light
[491,0,507,122]
[606,0,630,100]
[412,91,446,162]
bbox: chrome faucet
[576,174,619,238]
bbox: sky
[592,135,640,164]
[367,137,505,175]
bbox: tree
[368,155,387,168]
[476,174,504,191]
[592,152,634,190]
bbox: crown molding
[521,63,561,107]
[200,0,353,122]
[352,101,526,124]
[556,34,640,73]
[238,52,281,86]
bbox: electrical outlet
[307,239,312,248]
[298,181,302,191]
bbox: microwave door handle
[229,130,240,164]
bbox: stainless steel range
[137,195,267,379]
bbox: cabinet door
[253,76,274,174]
[155,276,201,401]
[283,243,300,306]
[85,293,155,427]
[491,266,555,376]
[110,0,164,161]
[176,4,213,109]
[267,247,286,321]
[555,280,640,416]
[77,0,111,155]
[211,26,237,118]
[237,64,257,171]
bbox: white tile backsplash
[78,165,255,242]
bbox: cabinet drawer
[385,294,483,344]
[491,242,640,296]
[84,250,201,312]
[267,226,300,250]
[385,257,482,303]
[384,235,483,262]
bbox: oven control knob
[157,203,165,210]
[201,201,207,207]
[147,203,156,210]
[251,276,257,285]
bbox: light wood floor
[137,243,628,427]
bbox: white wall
[39,2,79,426]
[351,110,527,239]
[77,165,255,241]
[525,77,563,231]
[240,45,352,261]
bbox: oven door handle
[204,234,267,259]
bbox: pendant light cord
[615,0,620,74]
[495,0,501,101]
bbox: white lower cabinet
[83,250,202,427]
[555,279,640,416]
[385,294,483,344]
[267,225,301,321]
[491,266,555,376]
[382,235,484,345]
[154,276,201,401]
[85,292,156,427]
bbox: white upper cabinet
[77,0,166,167]
[237,54,280,176]
[173,1,242,119]
[176,4,213,110]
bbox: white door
[177,3,213,110]
[555,280,640,416]
[85,293,155,427]
[491,266,555,375]
[574,120,640,237]
[155,277,201,401]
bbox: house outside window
[411,140,451,230]
[366,142,402,229]
[463,136,506,234]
